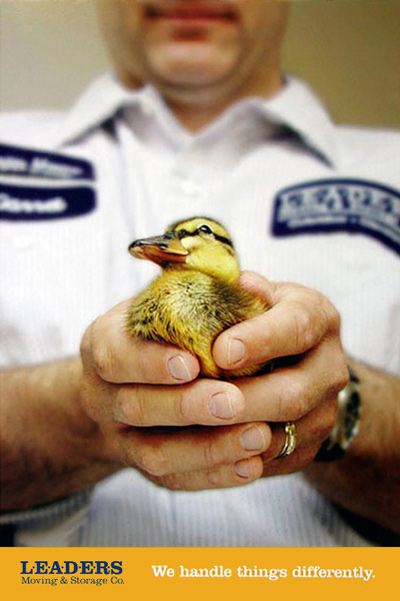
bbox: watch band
[315,365,361,462]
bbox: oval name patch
[272,178,400,256]
[0,184,96,221]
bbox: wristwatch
[315,365,361,462]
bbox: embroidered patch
[272,178,400,256]
[0,143,94,180]
[0,183,96,221]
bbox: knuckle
[91,345,116,381]
[327,396,339,428]
[157,473,186,491]
[299,445,319,467]
[286,302,318,352]
[281,377,308,421]
[136,342,162,382]
[291,291,341,350]
[176,389,193,424]
[331,306,341,333]
[318,299,341,341]
[81,314,123,382]
[126,389,147,426]
[205,467,222,488]
[203,437,220,468]
[293,306,314,350]
[79,327,92,363]
[86,319,114,378]
[337,362,350,392]
[280,447,315,473]
[80,322,108,373]
[314,398,338,442]
[138,446,168,477]
[326,301,341,334]
[325,356,350,397]
[160,471,205,492]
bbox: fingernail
[234,460,251,479]
[241,426,267,451]
[208,391,239,420]
[227,338,245,365]
[167,355,192,381]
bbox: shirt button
[180,180,201,196]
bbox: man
[1,0,399,546]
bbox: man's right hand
[1,299,270,512]
[78,300,271,490]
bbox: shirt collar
[55,72,154,147]
[56,71,339,167]
[256,74,339,166]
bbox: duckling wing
[127,271,267,379]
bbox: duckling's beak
[128,232,189,267]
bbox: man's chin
[148,76,240,108]
[145,51,239,96]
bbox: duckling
[127,217,269,379]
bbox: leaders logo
[272,178,400,256]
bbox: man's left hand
[213,271,349,476]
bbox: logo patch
[0,144,94,180]
[272,178,400,256]
[0,184,96,221]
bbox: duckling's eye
[174,229,189,239]
[197,225,213,235]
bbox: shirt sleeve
[0,490,91,545]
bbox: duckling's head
[129,217,240,284]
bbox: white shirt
[1,72,399,546]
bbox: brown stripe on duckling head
[167,217,235,249]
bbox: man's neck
[162,71,284,132]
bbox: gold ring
[276,421,297,459]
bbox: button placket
[179,178,201,197]
[171,156,203,199]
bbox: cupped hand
[213,271,349,477]
[79,300,271,490]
